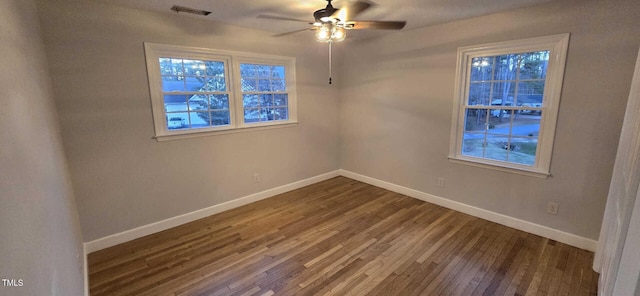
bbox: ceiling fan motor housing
[314,0,338,22]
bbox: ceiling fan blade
[347,20,406,30]
[331,1,372,22]
[272,27,315,37]
[258,14,313,24]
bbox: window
[144,43,297,141]
[449,34,569,177]
[240,63,289,123]
[159,58,231,130]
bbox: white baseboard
[84,170,340,253]
[338,169,597,252]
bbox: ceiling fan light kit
[315,23,346,42]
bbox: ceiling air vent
[170,5,212,16]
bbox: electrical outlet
[546,202,559,215]
[253,173,261,183]
[437,177,445,188]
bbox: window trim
[448,34,570,178]
[144,43,298,141]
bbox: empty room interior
[2,0,640,295]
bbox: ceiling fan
[258,0,406,84]
[258,0,407,42]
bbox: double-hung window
[239,63,289,123]
[144,43,297,141]
[449,34,569,177]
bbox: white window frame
[448,34,570,178]
[144,43,298,141]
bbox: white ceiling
[100,0,555,39]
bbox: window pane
[210,111,230,126]
[464,108,488,132]
[161,76,185,92]
[272,79,286,91]
[509,136,538,166]
[273,107,288,120]
[244,108,262,123]
[190,112,209,128]
[274,94,288,106]
[188,94,208,111]
[256,65,270,77]
[159,58,183,76]
[242,78,257,92]
[272,66,285,78]
[462,133,485,158]
[184,76,205,91]
[209,95,229,110]
[183,59,206,76]
[243,94,259,107]
[512,111,541,137]
[468,82,491,106]
[261,108,274,121]
[484,134,509,162]
[258,79,271,91]
[259,94,273,106]
[240,64,256,77]
[470,57,493,81]
[519,51,549,80]
[493,54,518,81]
[517,81,545,106]
[187,110,229,127]
[491,82,515,104]
[488,111,514,133]
[205,61,225,77]
[204,77,226,91]
[166,113,189,130]
[164,95,188,112]
[259,107,288,121]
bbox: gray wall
[36,0,341,242]
[339,0,640,240]
[0,0,85,295]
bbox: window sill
[448,156,550,179]
[154,121,299,142]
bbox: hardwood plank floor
[88,176,598,296]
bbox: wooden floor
[88,177,598,296]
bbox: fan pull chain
[328,41,332,85]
